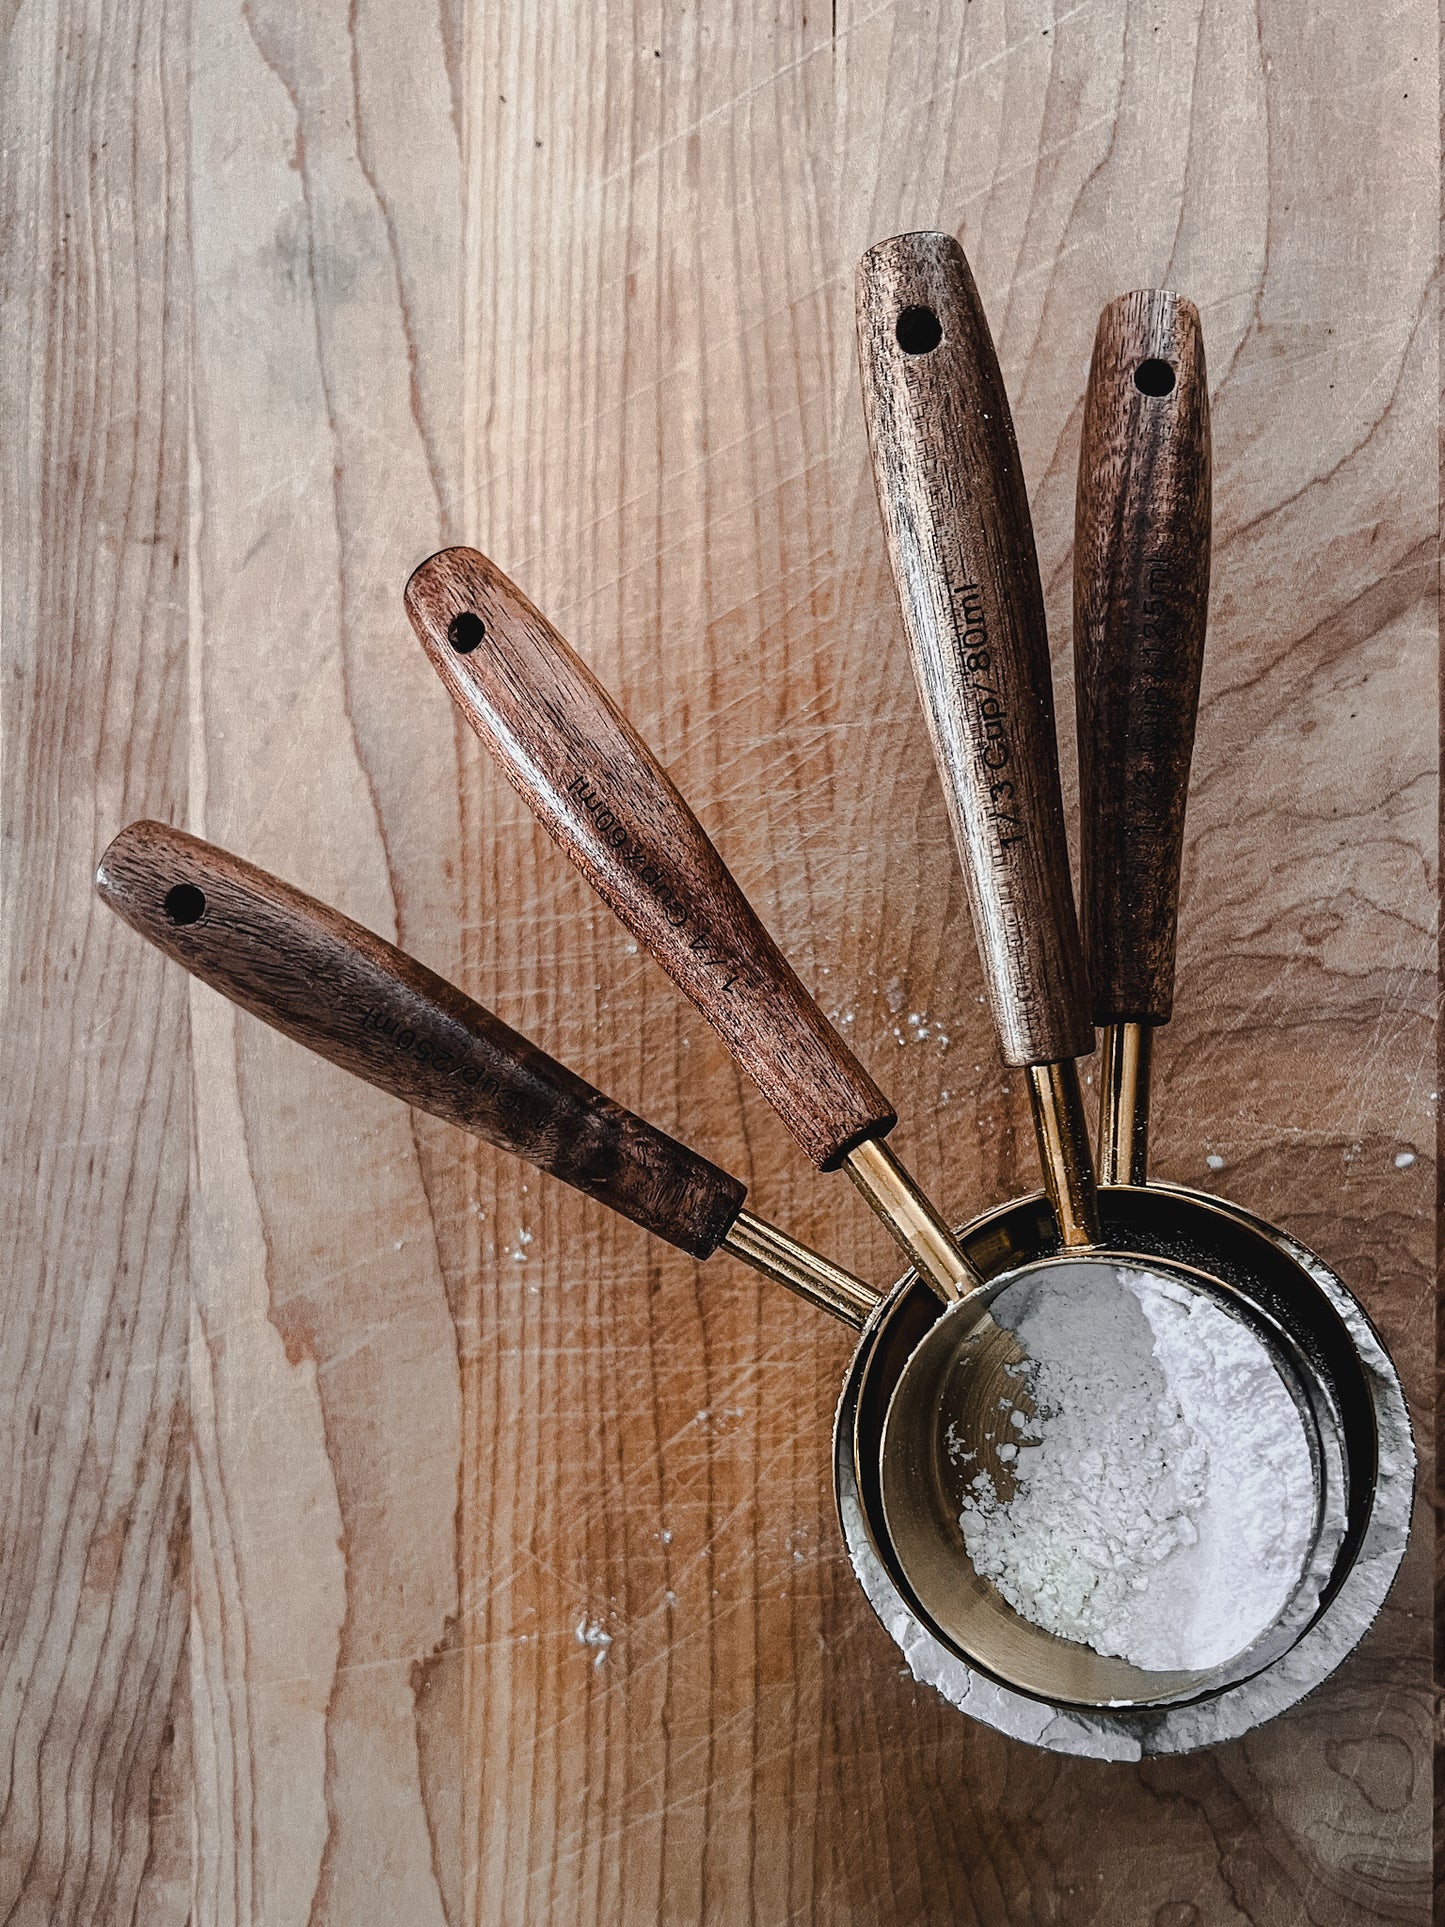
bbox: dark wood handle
[95,820,747,1258]
[405,548,896,1169]
[1074,290,1211,1024]
[856,231,1093,1068]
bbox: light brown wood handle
[1074,290,1211,1025]
[405,549,896,1169]
[856,231,1093,1068]
[96,820,748,1257]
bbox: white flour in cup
[957,1267,1316,1671]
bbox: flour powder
[958,1267,1316,1672]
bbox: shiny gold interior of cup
[878,1253,1335,1709]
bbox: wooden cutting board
[2,1,1434,1920]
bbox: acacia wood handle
[1074,290,1211,1024]
[405,548,896,1169]
[856,231,1093,1068]
[95,820,747,1257]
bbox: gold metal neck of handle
[1098,1021,1152,1187]
[720,1208,881,1330]
[841,1137,981,1306]
[1025,1061,1100,1247]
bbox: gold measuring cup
[847,233,1418,1742]
[405,547,979,1308]
[854,233,1361,1710]
[94,821,873,1321]
[403,528,1322,1708]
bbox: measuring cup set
[99,233,1411,1756]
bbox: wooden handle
[95,820,747,1258]
[1074,290,1211,1024]
[856,232,1093,1068]
[405,548,896,1169]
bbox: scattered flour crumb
[576,1618,612,1667]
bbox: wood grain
[856,230,1094,1069]
[406,545,897,1169]
[2,0,1435,1922]
[0,0,192,1919]
[1075,289,1211,1026]
[188,0,466,1917]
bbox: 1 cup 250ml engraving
[359,1005,526,1114]
[565,770,740,991]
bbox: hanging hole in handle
[448,611,486,654]
[164,883,206,926]
[1134,358,1176,397]
[896,306,943,356]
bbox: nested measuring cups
[849,231,1410,1744]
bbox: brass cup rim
[836,1180,1404,1750]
